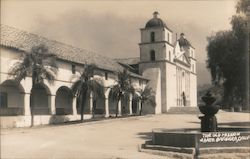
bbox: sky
[1,0,237,86]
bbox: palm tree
[71,64,104,122]
[9,44,58,126]
[134,86,156,115]
[109,69,134,117]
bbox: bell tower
[139,12,175,113]
[139,11,174,73]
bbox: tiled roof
[0,24,124,72]
[115,57,140,65]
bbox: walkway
[1,112,250,159]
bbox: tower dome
[145,11,168,28]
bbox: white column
[89,92,93,115]
[72,96,77,115]
[23,93,31,116]
[105,97,109,117]
[49,95,56,115]
[118,100,122,116]
[129,94,132,115]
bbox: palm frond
[71,63,104,102]
[8,44,58,85]
[88,79,104,99]
[135,86,156,107]
[41,67,57,84]
[8,54,32,82]
[71,80,83,96]
[110,84,121,100]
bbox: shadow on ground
[189,121,250,128]
[137,132,152,140]
[218,122,250,127]
[49,115,142,126]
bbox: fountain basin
[198,105,220,116]
[152,127,250,148]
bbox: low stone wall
[0,114,96,128]
[141,128,250,158]
[152,128,250,148]
[0,108,23,116]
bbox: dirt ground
[1,112,250,159]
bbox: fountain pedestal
[199,115,217,132]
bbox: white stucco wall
[140,43,167,61]
[139,62,167,113]
[166,63,177,110]
[163,28,173,44]
[142,68,161,114]
[141,28,165,43]
[190,73,197,107]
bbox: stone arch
[108,90,118,115]
[105,87,111,99]
[132,97,139,114]
[0,80,25,116]
[121,93,130,115]
[71,80,85,114]
[132,91,141,114]
[55,86,73,115]
[72,81,106,115]
[30,83,51,115]
[93,91,105,115]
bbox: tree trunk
[139,101,143,116]
[115,99,119,117]
[80,94,84,122]
[92,100,96,118]
[30,75,36,127]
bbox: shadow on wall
[49,115,70,124]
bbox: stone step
[167,107,200,114]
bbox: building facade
[119,12,197,114]
[0,24,148,128]
[0,12,197,128]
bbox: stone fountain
[198,91,220,132]
[140,92,250,159]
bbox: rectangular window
[105,72,108,80]
[151,32,155,42]
[72,64,76,74]
[0,92,7,108]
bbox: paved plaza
[1,112,250,159]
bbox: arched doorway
[55,86,73,115]
[121,94,129,115]
[0,80,24,116]
[30,83,51,115]
[93,93,105,115]
[132,98,139,114]
[108,92,118,115]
